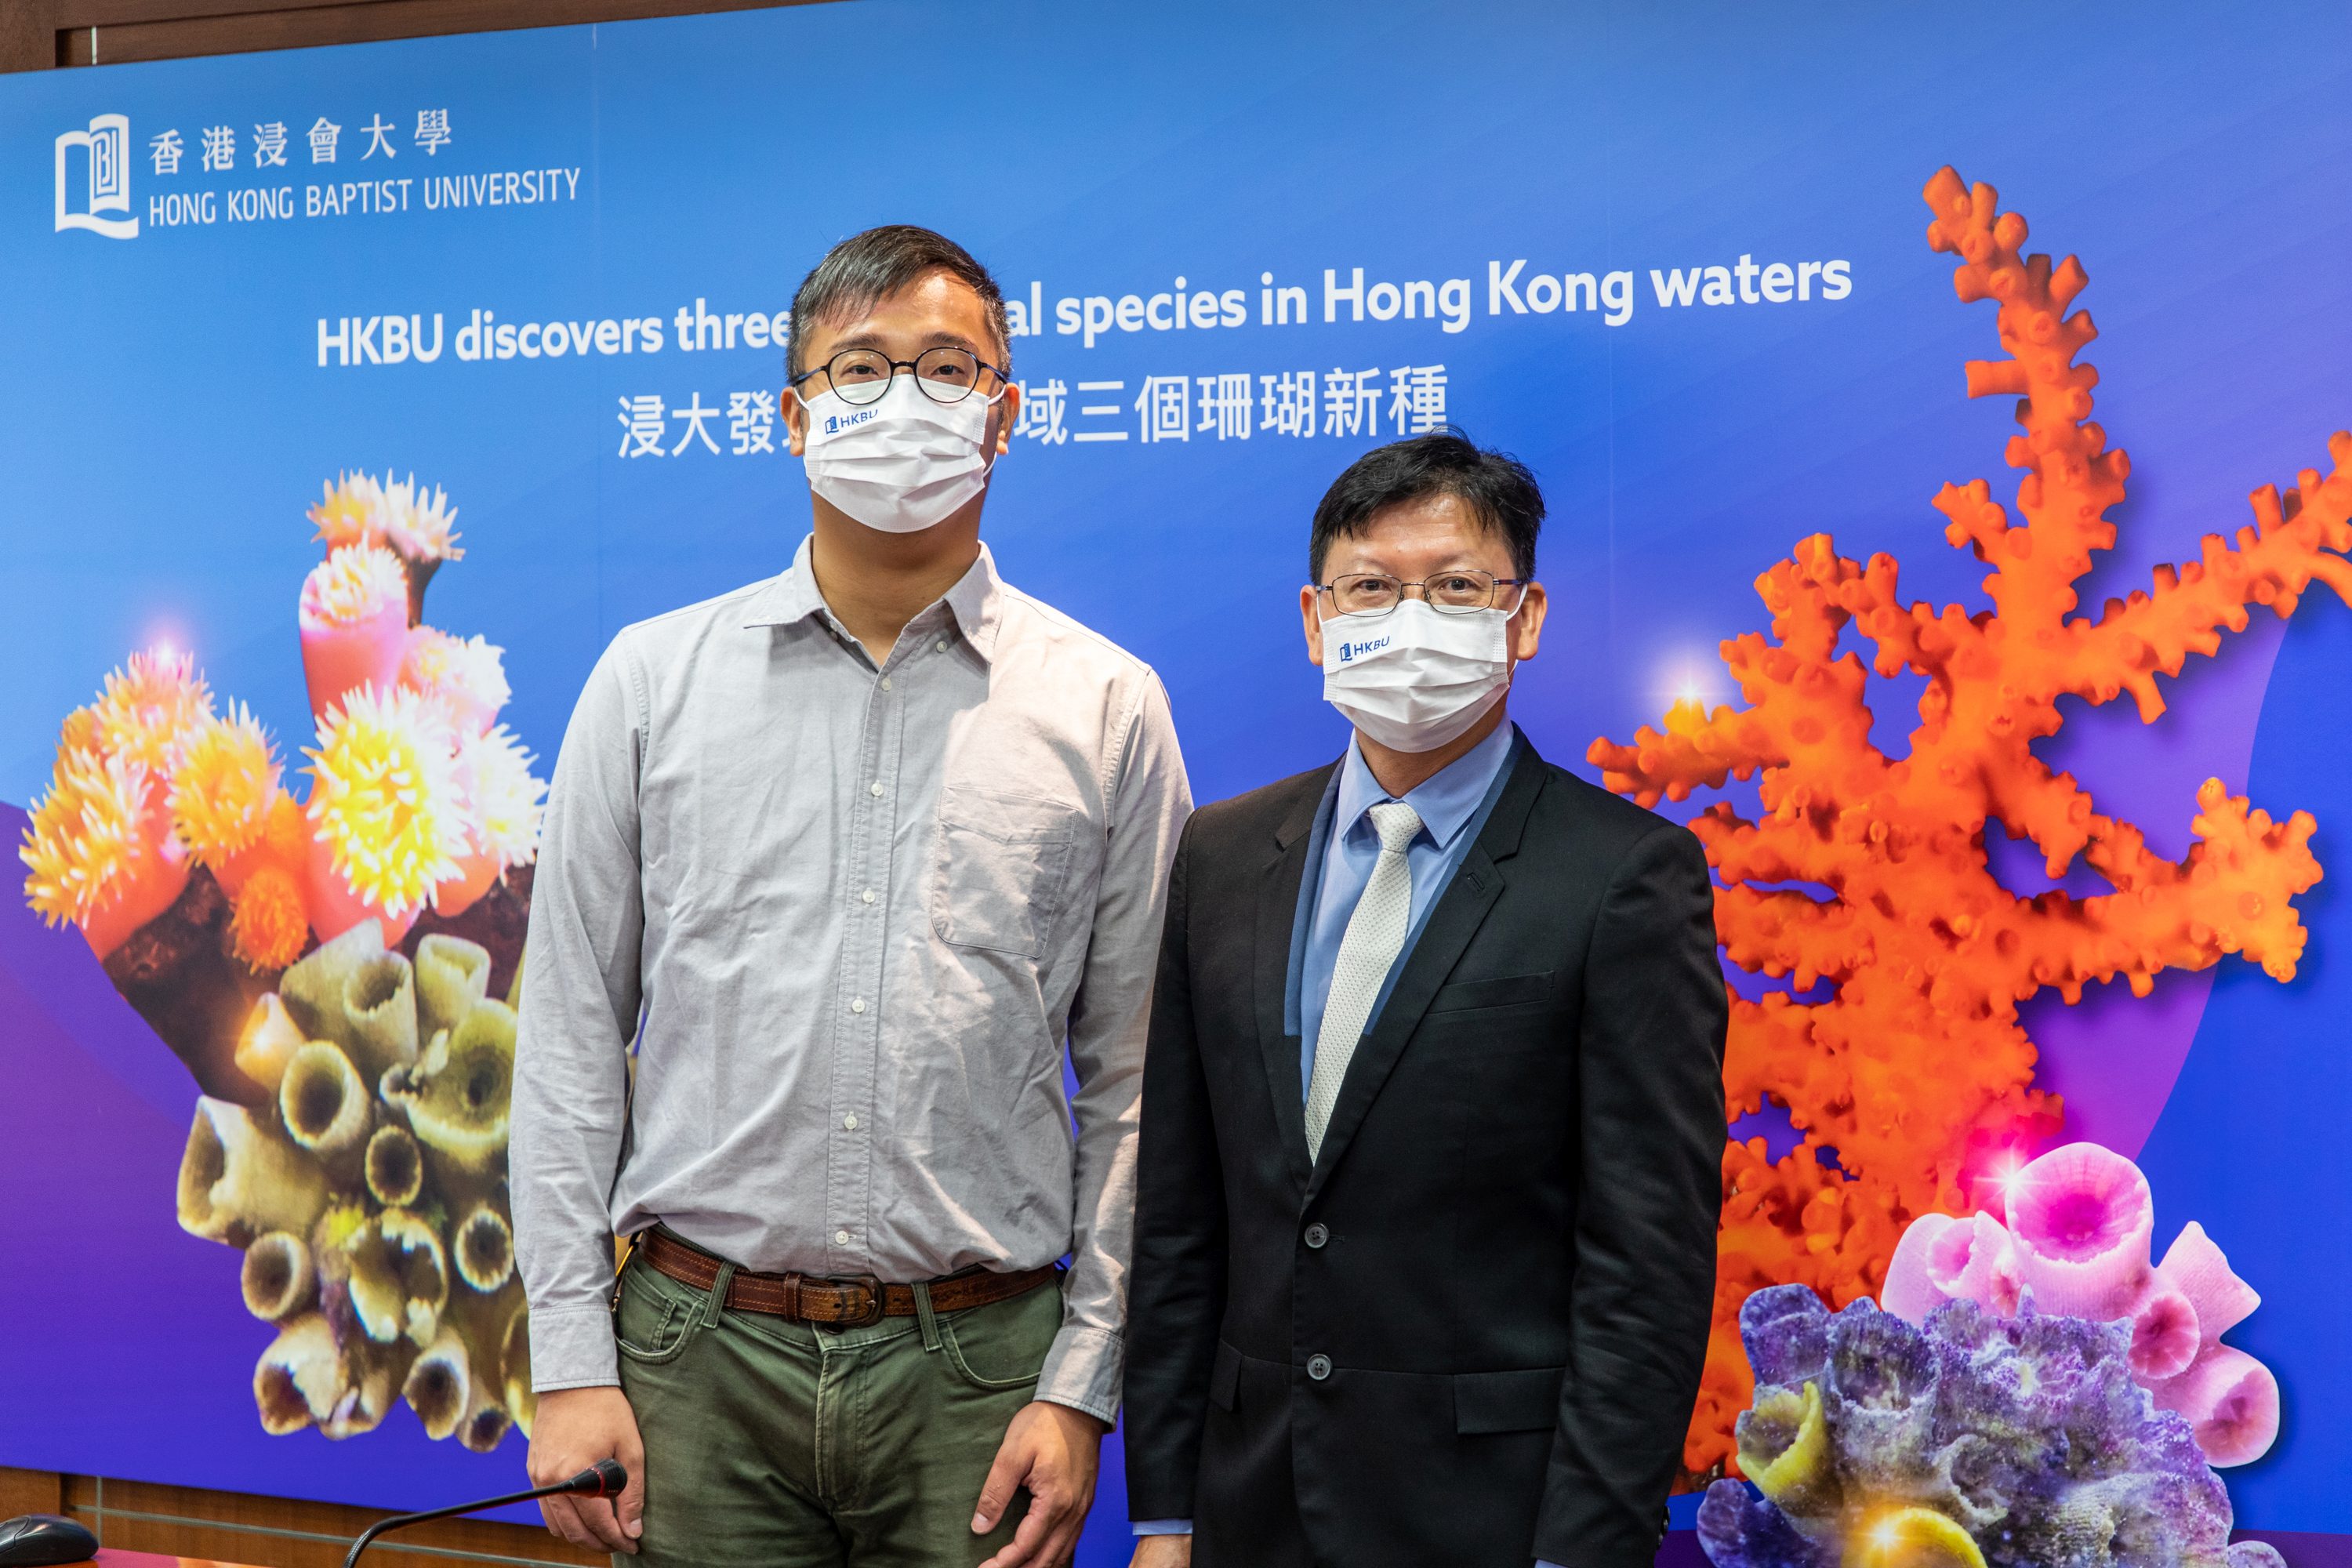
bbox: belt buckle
[813,1273,885,1330]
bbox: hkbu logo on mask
[1336,634,1391,663]
[822,408,879,437]
[56,114,139,240]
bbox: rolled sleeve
[510,637,648,1392]
[1044,673,1192,1423]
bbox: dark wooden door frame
[2,0,843,72]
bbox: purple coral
[1700,1283,2277,1568]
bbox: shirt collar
[741,535,1005,661]
[1332,716,1517,852]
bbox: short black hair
[786,224,1011,378]
[1308,427,1544,583]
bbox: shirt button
[861,888,877,905]
[869,781,884,798]
[935,639,947,652]
[1304,1223,1329,1250]
[834,1229,851,1246]
[880,676,892,691]
[1306,1354,1333,1381]
[850,997,866,1014]
[843,1113,858,1131]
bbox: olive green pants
[613,1238,1062,1567]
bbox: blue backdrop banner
[5,4,2350,1563]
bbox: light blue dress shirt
[1134,720,1537,1548]
[1290,717,1519,1090]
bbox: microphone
[341,1461,627,1567]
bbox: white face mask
[1320,599,1512,752]
[799,374,1000,534]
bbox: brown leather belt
[635,1227,1059,1329]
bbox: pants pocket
[614,1262,698,1365]
[936,1284,1060,1392]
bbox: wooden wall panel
[0,1468,64,1520]
[46,1472,606,1567]
[15,0,840,69]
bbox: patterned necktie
[1305,800,1424,1161]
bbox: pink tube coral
[1878,1142,2276,1466]
[2002,1142,2154,1318]
[299,546,410,721]
[1928,1209,2022,1314]
[2152,1345,2281,1468]
[2130,1287,2201,1381]
[2157,1221,2262,1343]
[1878,1211,1956,1322]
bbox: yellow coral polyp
[1851,1508,1987,1568]
[302,544,408,629]
[309,470,463,562]
[401,628,511,729]
[20,746,154,928]
[1740,1381,1829,1502]
[305,686,467,920]
[456,725,546,869]
[93,647,213,776]
[1591,167,2352,1481]
[172,702,280,864]
[379,474,463,562]
[308,471,386,551]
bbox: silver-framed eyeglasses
[1315,569,1530,618]
[788,345,1007,406]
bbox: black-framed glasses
[788,345,1007,406]
[1315,570,1529,618]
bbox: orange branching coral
[1590,166,2352,1481]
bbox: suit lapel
[1303,742,1547,1205]
[1254,768,1331,1192]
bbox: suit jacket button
[1306,1354,1332,1381]
[1303,1223,1329,1250]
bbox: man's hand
[529,1386,647,1555]
[971,1399,1107,1568]
[1129,1534,1193,1566]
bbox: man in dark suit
[1123,430,1727,1568]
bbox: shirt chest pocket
[930,786,1080,959]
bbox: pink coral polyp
[2004,1142,2154,1317]
[2130,1287,2202,1381]
[2156,1345,2281,1468]
[1927,1210,2020,1312]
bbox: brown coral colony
[183,924,532,1447]
[1589,168,2352,1481]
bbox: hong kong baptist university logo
[56,113,139,239]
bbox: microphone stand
[343,1461,627,1567]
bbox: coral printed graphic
[1590,168,2352,1481]
[1882,1144,2278,1468]
[19,473,545,1446]
[1695,1283,2285,1568]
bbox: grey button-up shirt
[511,537,1192,1419]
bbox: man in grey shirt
[512,227,1192,1568]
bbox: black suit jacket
[1123,735,1726,1567]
